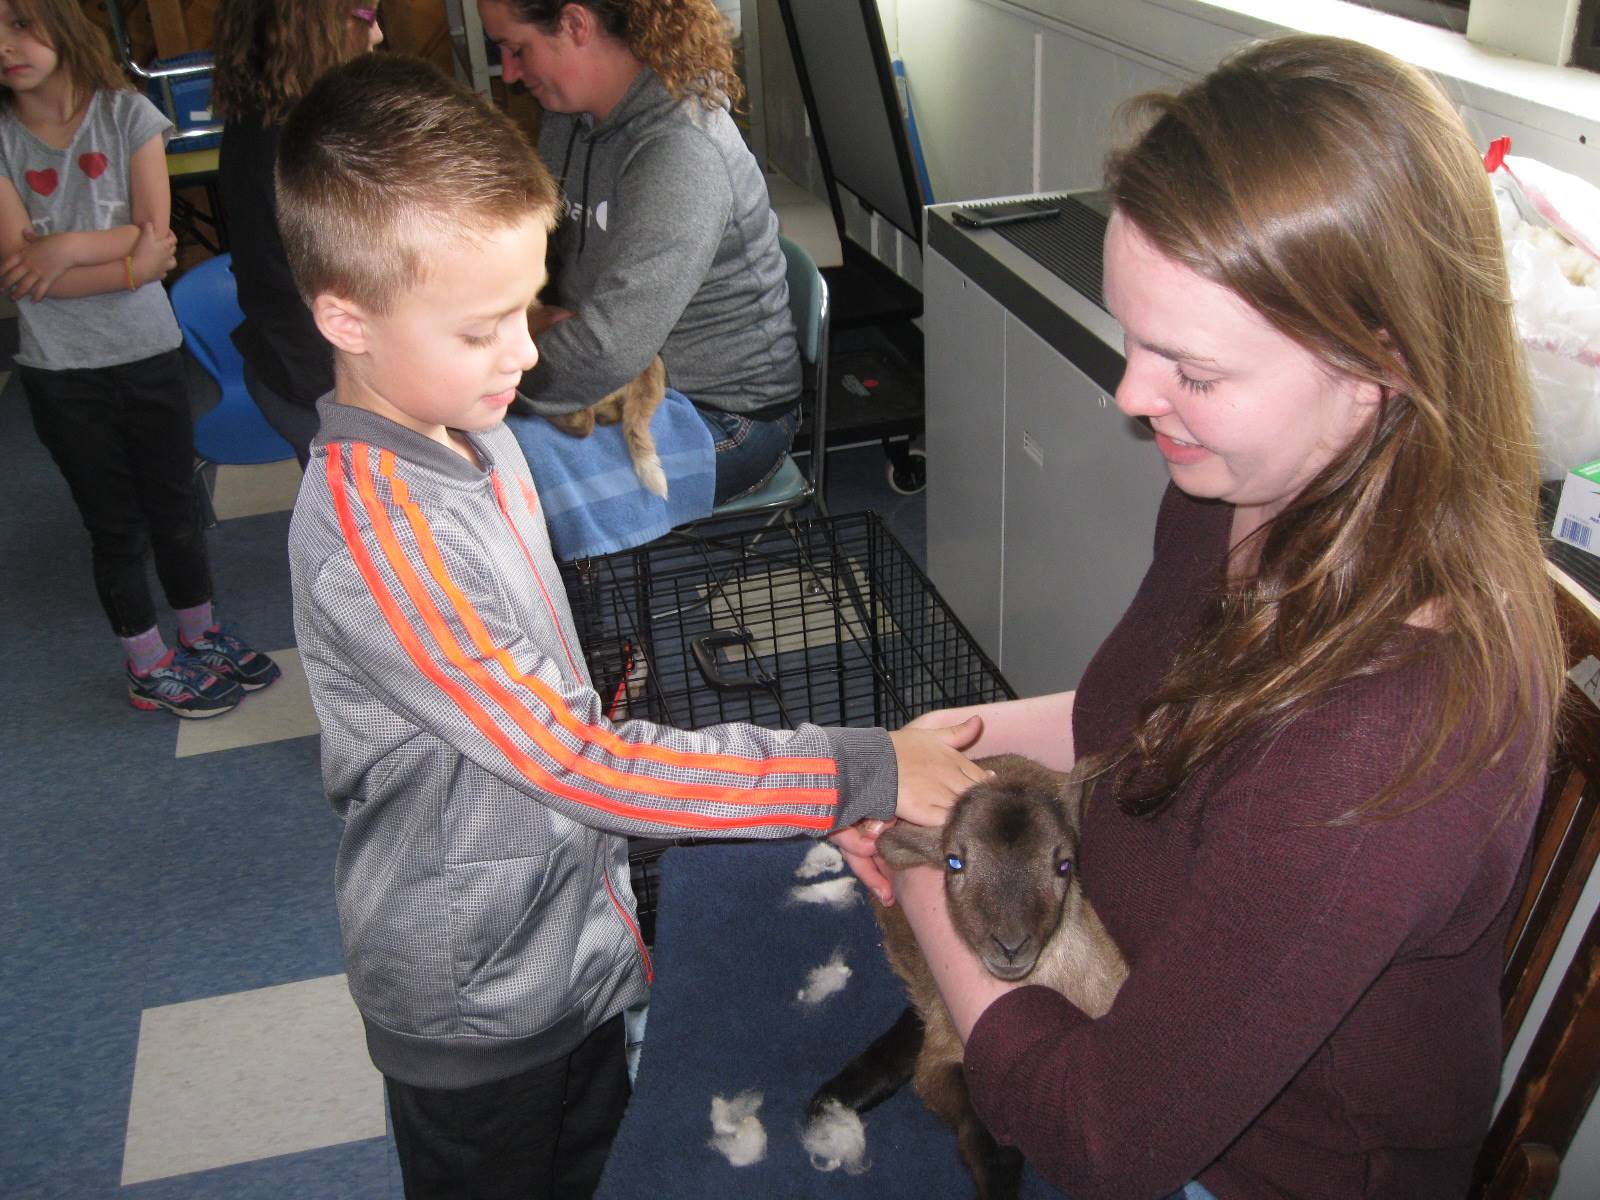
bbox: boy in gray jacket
[277,55,985,1200]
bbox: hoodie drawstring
[576,135,597,258]
[556,122,598,258]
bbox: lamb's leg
[923,1060,1024,1200]
[806,1004,923,1119]
[956,1109,1024,1200]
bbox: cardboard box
[1554,460,1600,556]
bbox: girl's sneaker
[179,626,282,692]
[127,650,242,718]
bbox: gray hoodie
[521,69,800,419]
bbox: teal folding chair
[704,233,831,519]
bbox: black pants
[244,361,318,469]
[20,350,213,637]
[385,1013,632,1200]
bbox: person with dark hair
[211,0,384,465]
[839,34,1565,1200]
[478,0,801,505]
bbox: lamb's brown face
[940,773,1081,981]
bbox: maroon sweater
[963,487,1540,1200]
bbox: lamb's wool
[789,876,859,908]
[795,947,852,1006]
[802,1099,870,1174]
[795,841,845,879]
[708,1090,768,1166]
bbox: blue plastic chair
[170,254,294,465]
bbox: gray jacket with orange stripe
[288,402,897,1088]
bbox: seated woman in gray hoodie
[480,0,801,505]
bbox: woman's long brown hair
[1102,35,1563,822]
[211,0,362,124]
[503,0,742,109]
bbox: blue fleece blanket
[506,387,715,560]
[595,839,1069,1198]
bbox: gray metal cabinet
[925,249,1007,661]
[924,201,1170,697]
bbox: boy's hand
[887,715,988,828]
[130,222,177,287]
[2,229,74,302]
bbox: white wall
[751,2,1600,1194]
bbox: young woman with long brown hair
[839,34,1565,1199]
[211,0,383,464]
[477,0,801,505]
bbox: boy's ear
[311,293,370,355]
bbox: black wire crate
[562,511,1016,946]
[560,511,1016,736]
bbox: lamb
[809,754,1128,1199]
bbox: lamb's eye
[945,854,964,873]
[1057,858,1074,878]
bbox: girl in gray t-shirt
[0,0,277,717]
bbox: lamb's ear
[1058,756,1109,827]
[875,820,945,870]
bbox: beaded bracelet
[123,255,136,292]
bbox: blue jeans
[694,404,800,505]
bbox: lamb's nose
[992,934,1031,964]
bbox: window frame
[1348,0,1470,32]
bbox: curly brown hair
[502,0,742,109]
[211,0,367,124]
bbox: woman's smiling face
[1102,210,1381,539]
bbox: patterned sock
[175,602,216,646]
[123,626,169,675]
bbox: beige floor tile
[121,974,384,1185]
[175,647,319,758]
[211,458,304,521]
[767,171,843,268]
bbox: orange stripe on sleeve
[382,455,837,788]
[342,445,836,823]
[325,442,830,833]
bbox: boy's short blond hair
[276,54,559,315]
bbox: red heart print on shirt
[78,152,108,180]
[24,168,57,196]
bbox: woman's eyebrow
[1137,337,1221,367]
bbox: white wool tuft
[789,876,860,909]
[795,947,852,1006]
[708,1090,768,1167]
[801,1099,870,1174]
[795,841,845,879]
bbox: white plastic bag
[1485,138,1600,479]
